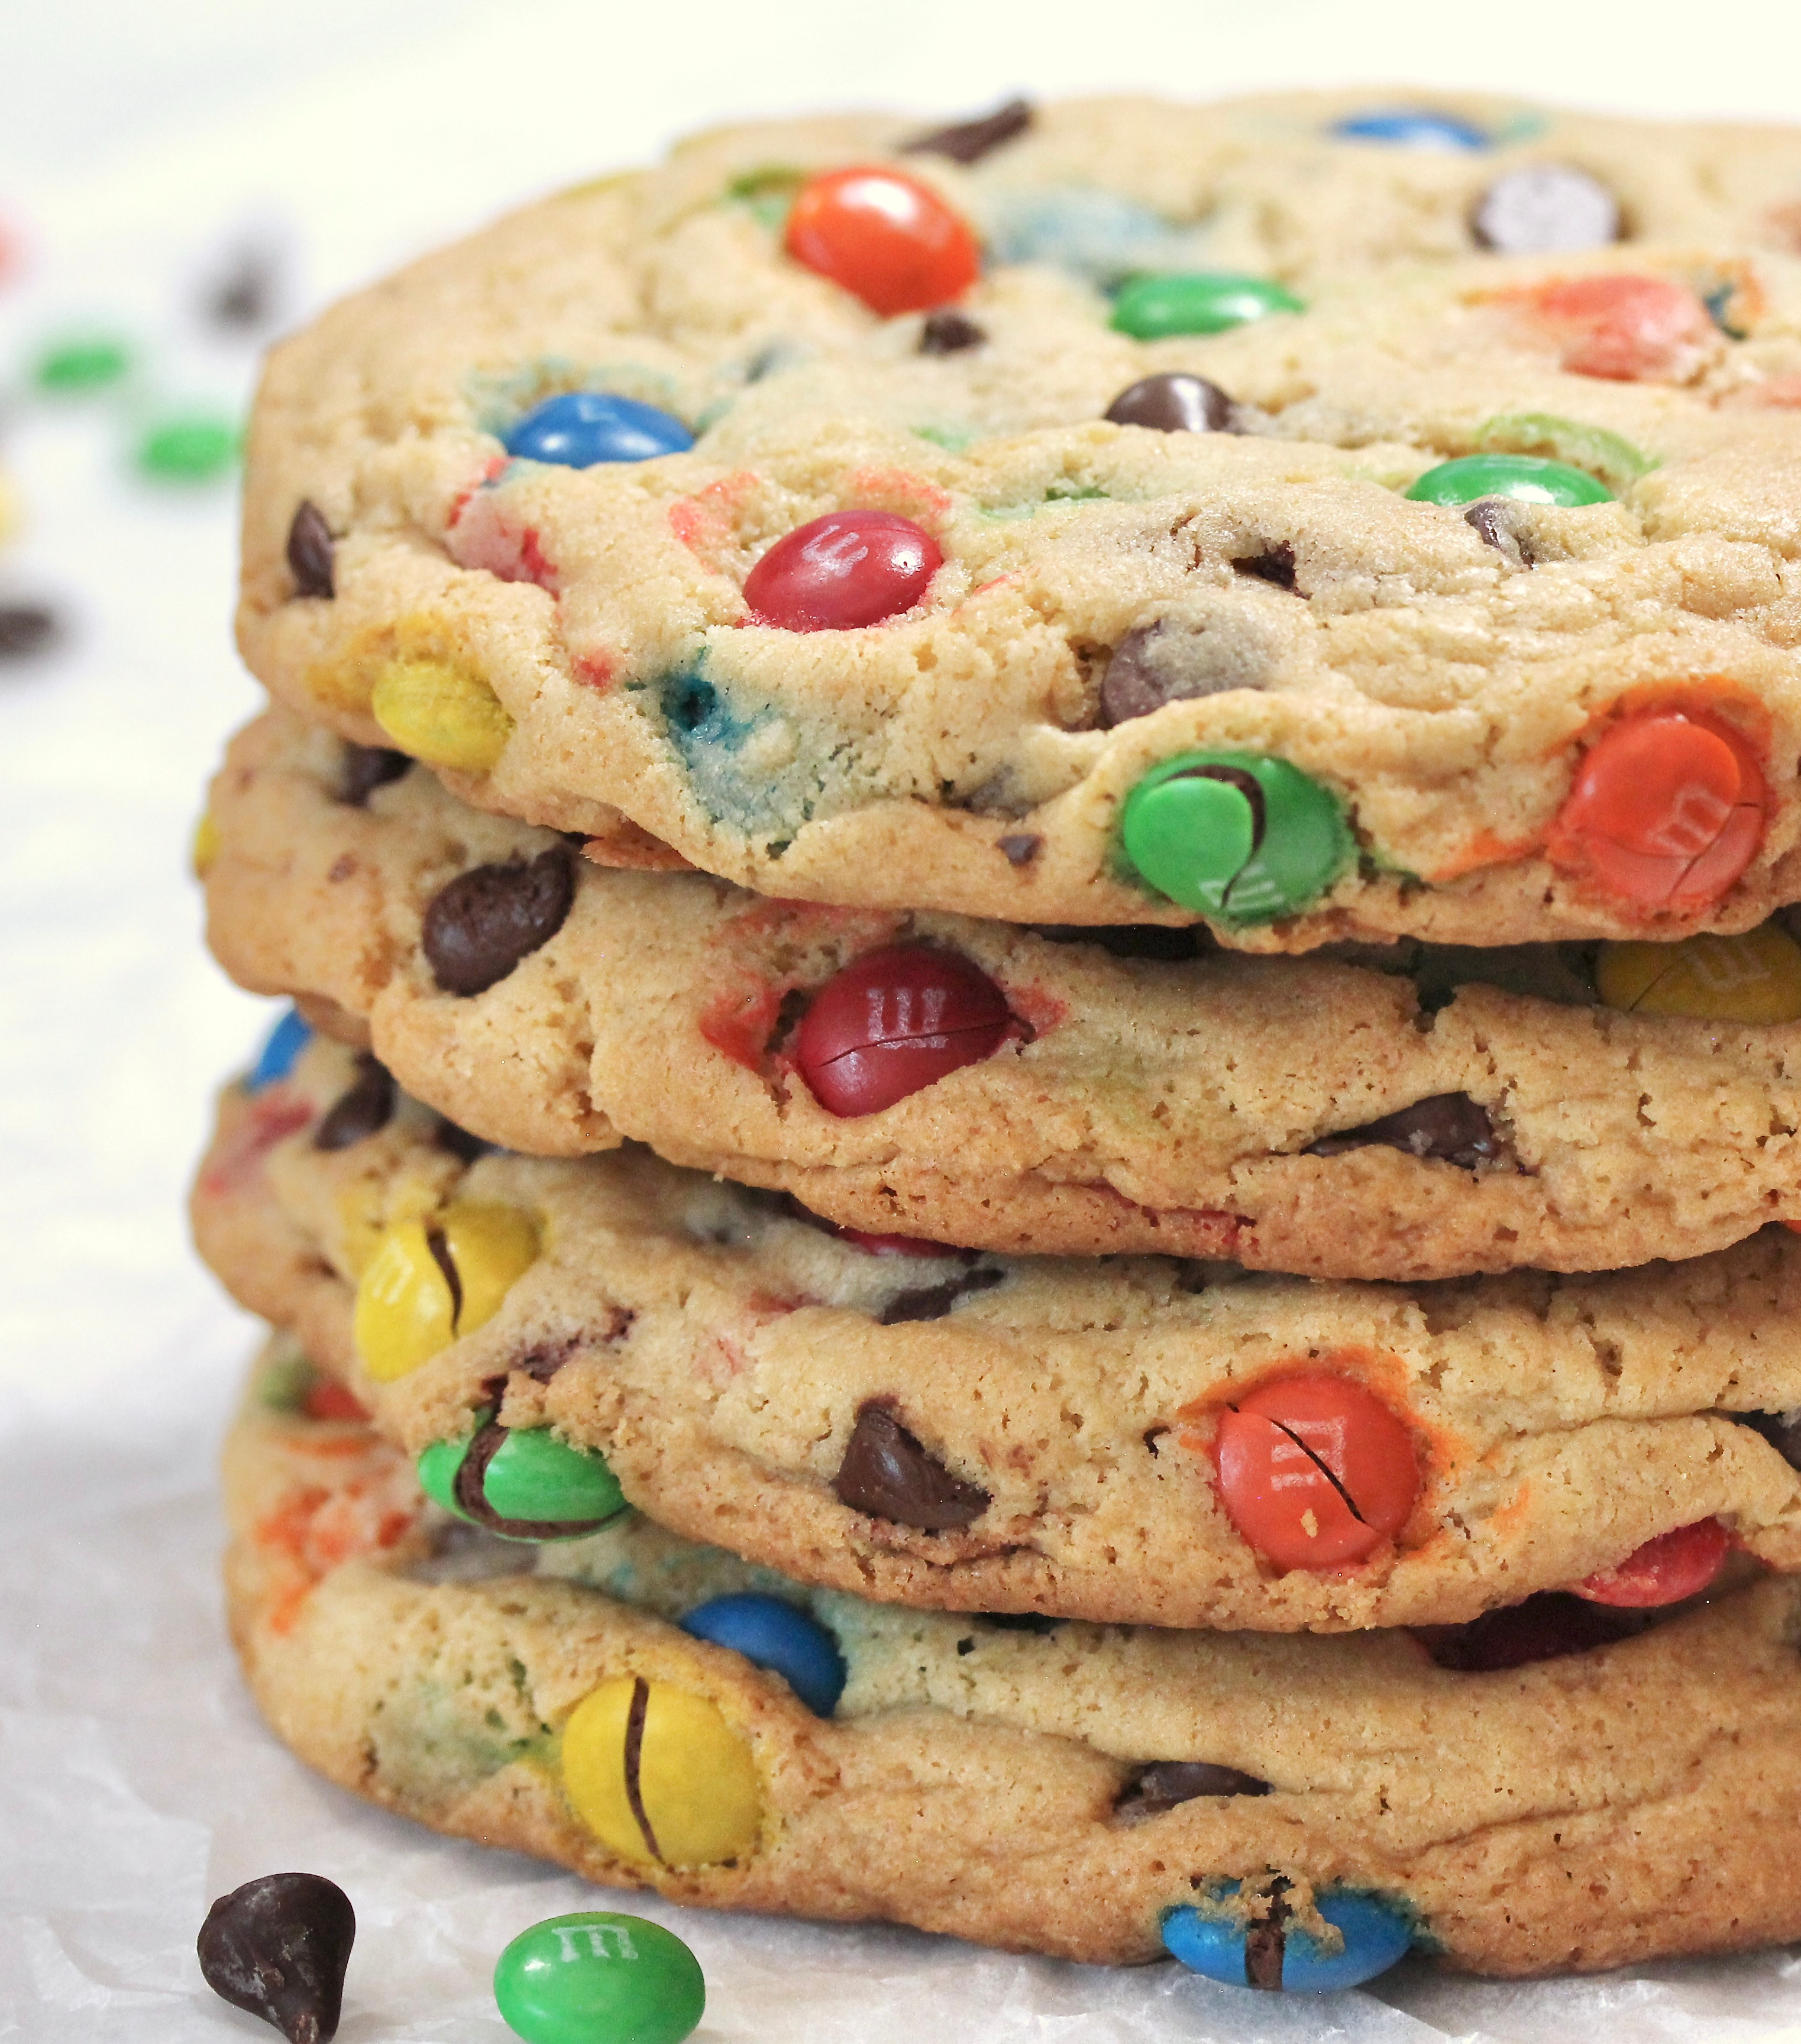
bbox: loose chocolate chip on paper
[833,1401,991,1528]
[1308,1091,1499,1167]
[1114,1760,1271,1822]
[312,1056,395,1152]
[196,1871,355,2044]
[338,742,410,806]
[1471,163,1621,254]
[422,848,574,995]
[286,502,336,599]
[0,603,61,659]
[902,97,1034,165]
[1104,372,1235,434]
[208,245,282,331]
[919,309,988,354]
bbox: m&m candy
[135,412,240,484]
[1572,1518,1730,1608]
[494,1912,704,2044]
[1596,924,1801,1023]
[1545,708,1766,913]
[1209,1373,1419,1570]
[1119,753,1351,924]
[561,1676,762,1867]
[34,334,132,393]
[1162,1884,1414,1992]
[1110,272,1302,339]
[1520,274,1713,381]
[1333,108,1488,151]
[680,1593,846,1716]
[503,392,693,467]
[742,510,942,630]
[1405,454,1610,507]
[248,1006,312,1091]
[784,166,979,316]
[418,1413,626,1540]
[353,1202,540,1382]
[793,945,1011,1116]
[370,657,515,774]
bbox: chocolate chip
[1104,373,1234,434]
[208,246,280,330]
[833,1401,990,1528]
[877,1264,1004,1325]
[1464,497,1536,568]
[197,1872,355,2044]
[454,1418,617,1540]
[1034,923,1211,962]
[312,1056,395,1152]
[421,848,574,995]
[1308,1092,1499,1168]
[286,502,335,600]
[997,832,1041,866]
[338,743,410,806]
[1100,622,1270,727]
[902,98,1033,166]
[0,603,60,659]
[919,309,988,355]
[1742,1409,1801,1469]
[1417,1592,1644,1671]
[1232,544,1297,590]
[1114,1760,1271,1822]
[1245,1881,1290,1993]
[435,1116,493,1163]
[979,1611,1061,1634]
[1471,163,1621,254]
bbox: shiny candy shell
[503,391,694,468]
[680,1594,846,1716]
[783,166,979,317]
[743,510,942,630]
[1162,1885,1414,1992]
[493,1912,704,2044]
[1573,1517,1730,1608]
[248,1006,312,1091]
[353,1202,539,1382]
[561,1676,762,1868]
[1120,752,1351,924]
[1405,453,1611,507]
[1333,108,1488,151]
[1596,924,1801,1023]
[793,945,1011,1117]
[418,1414,627,1540]
[370,657,514,774]
[1111,271,1303,339]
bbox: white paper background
[11,3,1801,2036]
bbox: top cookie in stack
[235,90,1801,947]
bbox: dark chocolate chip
[312,1057,395,1152]
[877,1264,1004,1325]
[1742,1409,1801,1470]
[979,1611,1061,1634]
[919,309,988,355]
[1471,163,1621,254]
[1104,373,1234,434]
[453,1417,617,1540]
[286,502,336,600]
[338,743,410,806]
[902,97,1033,166]
[1100,622,1270,727]
[0,603,60,659]
[1232,543,1297,590]
[1245,1881,1290,1993]
[421,848,574,995]
[997,832,1042,866]
[1463,497,1536,568]
[1034,923,1211,962]
[833,1401,991,1528]
[1416,1591,1644,1671]
[196,1872,355,2044]
[435,1117,493,1163]
[1308,1092,1499,1168]
[208,247,280,331]
[1114,1760,1271,1822]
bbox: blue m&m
[503,392,693,468]
[1332,109,1489,151]
[248,1006,312,1091]
[1163,1884,1414,1991]
[679,1593,847,1716]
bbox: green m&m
[418,1411,626,1541]
[494,1912,704,2044]
[1120,751,1351,923]
[1404,453,1611,507]
[1111,271,1304,338]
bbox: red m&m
[743,511,942,630]
[1522,274,1714,382]
[1545,707,1767,913]
[1210,1373,1419,1570]
[1573,1516,1729,1608]
[793,945,1011,1117]
[784,166,980,316]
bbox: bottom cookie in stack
[229,1336,1801,1990]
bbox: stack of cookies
[191,90,1801,1994]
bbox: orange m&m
[1545,708,1767,913]
[1522,274,1715,382]
[1572,1516,1729,1608]
[784,166,980,317]
[1210,1372,1419,1571]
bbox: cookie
[201,709,1801,1279]
[235,90,1801,944]
[193,1034,1801,1632]
[227,1343,1801,1981]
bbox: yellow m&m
[561,1676,762,1868]
[1596,924,1801,1024]
[370,657,514,774]
[353,1201,539,1382]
